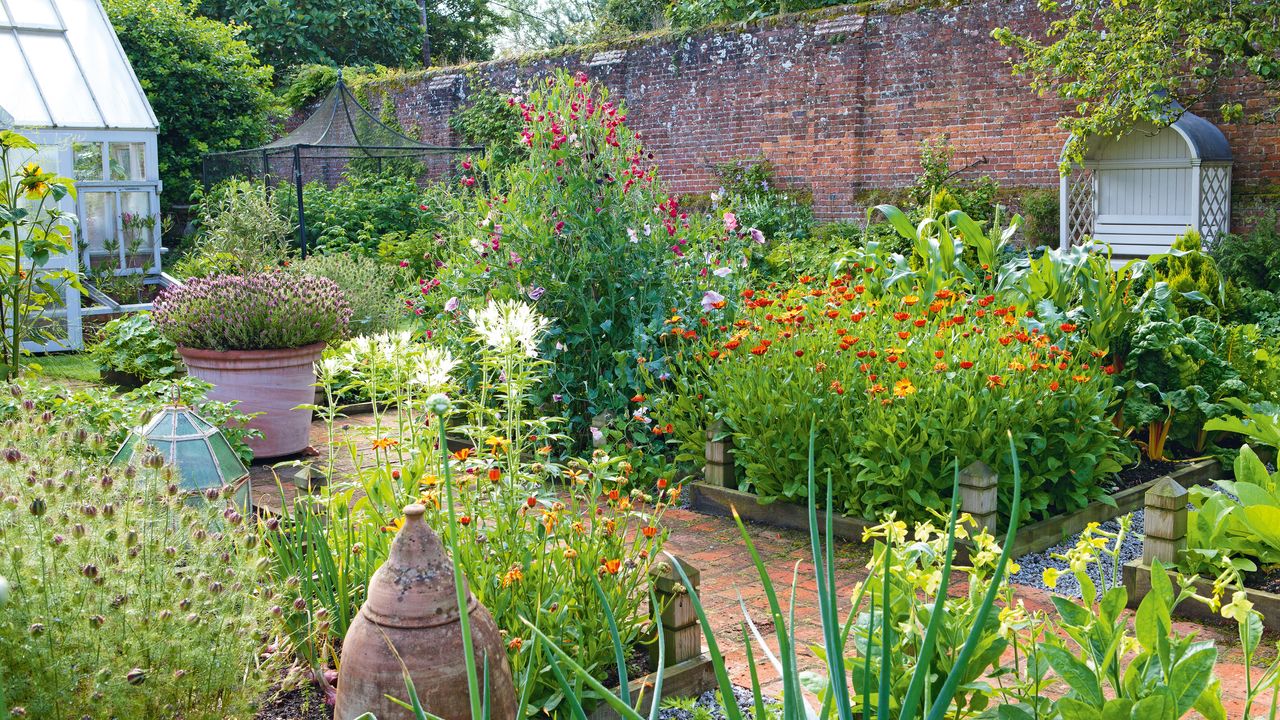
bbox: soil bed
[1101,458,1180,494]
[256,683,333,720]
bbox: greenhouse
[0,0,163,350]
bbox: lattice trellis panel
[1199,165,1231,246]
[1066,168,1096,245]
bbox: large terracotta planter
[178,342,325,459]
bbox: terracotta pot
[335,504,517,720]
[177,342,325,459]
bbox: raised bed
[1123,561,1280,628]
[693,426,1224,556]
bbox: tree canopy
[104,0,277,207]
[995,0,1280,170]
[195,0,502,70]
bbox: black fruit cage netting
[201,72,480,256]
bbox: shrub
[714,157,814,245]
[293,253,407,336]
[654,276,1124,521]
[1147,230,1247,322]
[103,0,276,208]
[1018,188,1059,248]
[449,79,527,170]
[1212,211,1280,293]
[175,180,295,279]
[152,273,352,350]
[88,312,182,382]
[0,395,270,717]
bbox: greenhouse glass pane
[19,32,100,127]
[8,0,58,28]
[209,434,247,480]
[0,6,9,24]
[120,191,151,257]
[81,192,116,254]
[109,143,146,181]
[176,439,221,490]
[0,32,49,126]
[174,413,198,436]
[73,142,102,181]
[56,0,152,128]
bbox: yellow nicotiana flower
[1220,591,1255,623]
[1042,567,1061,589]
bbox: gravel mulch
[658,686,769,720]
[1008,511,1145,600]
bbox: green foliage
[175,180,295,279]
[714,157,814,246]
[449,81,527,170]
[0,375,258,464]
[292,253,407,336]
[1123,284,1252,458]
[293,175,448,256]
[104,0,276,207]
[667,0,844,28]
[1211,212,1280,294]
[0,132,79,379]
[995,0,1280,171]
[1148,230,1246,322]
[281,64,339,113]
[1186,444,1280,575]
[1224,324,1280,403]
[0,399,270,718]
[908,136,1000,224]
[767,221,864,278]
[88,313,182,383]
[1017,188,1059,248]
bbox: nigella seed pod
[159,609,172,620]
[73,428,87,444]
[81,504,97,518]
[4,494,18,507]
[244,535,258,550]
[209,582,223,595]
[265,517,280,531]
[193,529,207,542]
[220,552,230,564]
[50,534,64,547]
[100,474,113,490]
[186,613,199,625]
[166,483,178,497]
[39,411,52,424]
[270,605,283,617]
[102,503,115,518]
[164,546,176,557]
[72,523,85,538]
[29,623,44,636]
[125,530,137,547]
[28,497,45,516]
[8,383,21,399]
[292,597,307,612]
[9,706,25,717]
[173,669,187,680]
[204,488,219,501]
[314,607,328,620]
[179,598,191,610]
[124,465,136,480]
[127,546,139,558]
[228,512,242,526]
[144,453,164,470]
[125,668,146,686]
[88,614,105,629]
[81,564,99,579]
[21,399,33,412]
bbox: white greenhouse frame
[0,0,164,351]
[1059,112,1233,263]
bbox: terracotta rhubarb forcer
[334,504,517,720]
[177,342,325,459]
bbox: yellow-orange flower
[371,437,399,450]
[893,379,916,398]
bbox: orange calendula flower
[750,344,767,356]
[502,565,524,587]
[371,437,399,450]
[1060,323,1078,333]
[631,394,646,403]
[452,447,473,461]
[933,361,948,372]
[1073,374,1090,383]
[959,361,974,369]
[601,558,622,575]
[903,295,920,306]
[488,467,501,482]
[642,525,658,538]
[893,379,916,398]
[987,375,1004,388]
[1049,381,1060,391]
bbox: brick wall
[360,0,1278,226]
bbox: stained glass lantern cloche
[112,404,252,507]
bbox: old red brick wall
[365,0,1278,225]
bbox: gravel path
[1008,511,1145,600]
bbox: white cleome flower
[411,347,459,390]
[468,300,551,357]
